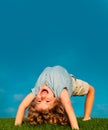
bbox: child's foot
[82,117,91,121]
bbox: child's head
[34,83,57,111]
[26,98,69,126]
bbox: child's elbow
[18,101,28,110]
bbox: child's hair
[26,98,69,126]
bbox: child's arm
[60,89,79,130]
[15,93,35,126]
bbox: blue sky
[0,0,108,118]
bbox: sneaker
[82,117,91,121]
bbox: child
[15,66,95,130]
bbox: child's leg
[71,77,95,120]
[83,86,95,120]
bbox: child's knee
[88,86,95,94]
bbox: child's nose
[41,95,46,100]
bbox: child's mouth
[41,89,48,94]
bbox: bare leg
[83,86,95,120]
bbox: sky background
[0,0,108,118]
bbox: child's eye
[46,101,50,103]
[38,100,41,102]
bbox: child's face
[35,84,57,111]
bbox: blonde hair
[26,98,69,126]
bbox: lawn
[0,118,108,130]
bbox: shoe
[82,117,91,121]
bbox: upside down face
[35,83,57,111]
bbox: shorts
[71,76,90,96]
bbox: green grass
[0,118,108,130]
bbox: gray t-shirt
[31,66,73,98]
